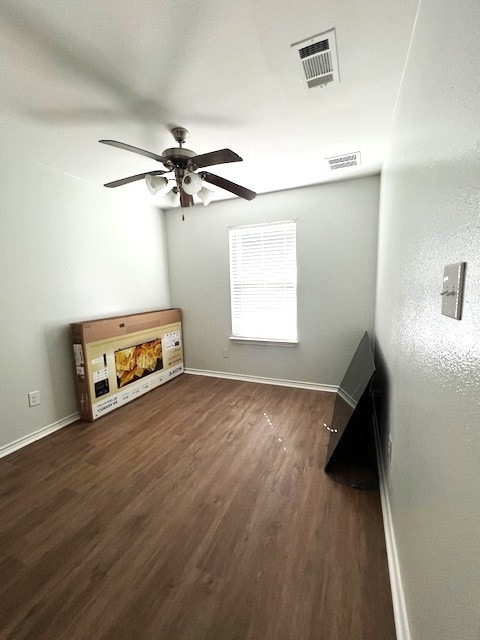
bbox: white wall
[375,0,480,638]
[0,148,170,451]
[165,176,379,386]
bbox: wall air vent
[326,151,361,170]
[291,29,339,89]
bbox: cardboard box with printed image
[71,308,183,421]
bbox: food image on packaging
[114,338,163,388]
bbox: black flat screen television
[324,331,377,489]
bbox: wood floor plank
[0,374,395,640]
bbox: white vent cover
[291,29,339,88]
[326,152,361,170]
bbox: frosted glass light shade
[145,174,168,195]
[197,186,214,206]
[182,172,202,195]
[164,186,180,207]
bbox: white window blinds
[229,221,297,341]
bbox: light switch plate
[441,262,466,320]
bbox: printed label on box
[94,379,110,398]
[93,368,108,383]
[73,344,84,366]
[91,363,183,419]
[164,330,181,350]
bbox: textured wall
[375,0,480,638]
[0,147,170,451]
[165,176,379,386]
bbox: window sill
[229,336,298,347]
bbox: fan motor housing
[162,147,196,168]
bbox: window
[229,221,297,343]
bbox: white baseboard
[373,409,411,640]
[0,412,80,459]
[337,386,356,408]
[184,368,338,394]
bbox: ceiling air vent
[326,151,361,170]
[291,29,339,89]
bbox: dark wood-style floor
[0,374,396,640]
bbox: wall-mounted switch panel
[441,262,466,320]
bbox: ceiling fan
[99,127,256,208]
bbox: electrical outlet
[28,390,41,407]
[387,437,393,464]
[223,348,230,358]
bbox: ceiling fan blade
[180,190,194,208]
[199,171,256,201]
[190,149,242,169]
[104,170,169,188]
[99,139,166,163]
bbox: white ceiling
[0,0,418,204]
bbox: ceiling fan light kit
[197,186,214,206]
[99,127,256,214]
[164,186,181,207]
[145,173,168,195]
[182,171,203,195]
